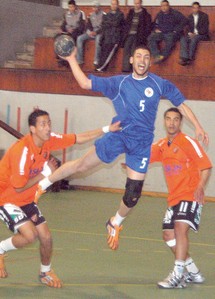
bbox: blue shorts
[95,131,153,173]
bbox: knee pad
[166,239,176,247]
[123,178,144,208]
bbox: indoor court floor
[0,190,215,299]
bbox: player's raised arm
[62,47,92,90]
[177,102,209,145]
[76,121,121,144]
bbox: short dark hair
[28,109,49,127]
[192,1,200,6]
[161,0,169,4]
[132,45,151,56]
[164,107,183,120]
[68,0,76,5]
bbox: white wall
[0,90,214,196]
[61,0,215,7]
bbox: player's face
[134,0,142,11]
[164,112,182,137]
[192,4,200,15]
[93,6,99,13]
[30,115,52,147]
[111,0,119,12]
[130,48,151,79]
[161,1,170,13]
[68,4,76,13]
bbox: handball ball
[54,34,75,57]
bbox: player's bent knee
[24,230,39,244]
[163,230,175,242]
[39,232,53,247]
[166,239,176,247]
[123,178,144,208]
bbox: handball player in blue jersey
[36,45,208,250]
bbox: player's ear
[129,56,133,64]
[29,125,36,134]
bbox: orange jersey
[150,132,212,207]
[0,132,76,206]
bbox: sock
[185,257,199,274]
[39,177,52,191]
[40,264,51,273]
[173,260,185,277]
[112,212,126,226]
[0,237,17,254]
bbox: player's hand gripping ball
[54,34,75,57]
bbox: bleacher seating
[33,6,215,74]
[0,5,214,100]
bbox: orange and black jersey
[150,132,212,207]
[0,132,76,206]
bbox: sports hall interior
[0,0,215,298]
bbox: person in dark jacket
[148,0,187,64]
[121,0,152,72]
[96,0,125,72]
[179,2,209,66]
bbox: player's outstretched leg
[39,269,62,288]
[0,254,8,278]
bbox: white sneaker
[184,271,205,284]
[158,271,186,289]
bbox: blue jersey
[90,72,185,139]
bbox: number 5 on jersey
[140,157,148,169]
[139,100,145,112]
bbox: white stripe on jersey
[112,75,129,108]
[185,135,203,158]
[19,146,28,175]
[51,132,63,139]
[148,74,162,94]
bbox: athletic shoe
[39,269,62,288]
[184,271,205,284]
[106,217,123,250]
[157,271,186,289]
[153,55,165,64]
[0,254,8,278]
[95,68,104,73]
[34,185,46,204]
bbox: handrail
[0,119,23,139]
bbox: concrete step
[7,60,33,69]
[43,26,60,37]
[23,42,35,54]
[16,52,34,62]
[4,60,16,68]
[14,60,33,68]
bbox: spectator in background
[179,2,209,66]
[76,1,105,67]
[61,0,86,42]
[148,0,187,64]
[96,0,125,72]
[121,0,152,72]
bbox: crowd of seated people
[58,0,210,71]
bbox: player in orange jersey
[0,109,120,288]
[150,107,212,289]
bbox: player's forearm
[15,174,44,193]
[198,168,212,189]
[178,103,203,131]
[76,128,104,144]
[67,56,92,90]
